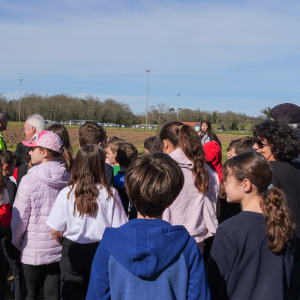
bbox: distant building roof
[246,120,255,123]
[182,122,200,127]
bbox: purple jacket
[163,148,219,243]
[11,161,70,265]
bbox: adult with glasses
[0,109,8,150]
[14,114,47,167]
[253,119,300,299]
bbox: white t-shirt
[46,185,128,244]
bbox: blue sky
[1,0,300,116]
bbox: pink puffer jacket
[11,161,70,265]
[163,148,219,243]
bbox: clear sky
[1,0,300,116]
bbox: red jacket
[0,189,11,227]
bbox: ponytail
[47,124,73,172]
[260,186,294,253]
[223,151,295,253]
[160,122,209,194]
[61,147,73,172]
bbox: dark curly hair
[253,120,300,161]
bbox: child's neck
[241,194,263,213]
[137,212,162,220]
[120,166,128,172]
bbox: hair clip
[61,146,66,151]
[268,184,273,190]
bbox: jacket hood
[169,148,193,170]
[105,219,190,278]
[203,141,222,183]
[28,161,70,188]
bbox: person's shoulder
[219,211,264,234]
[105,163,113,171]
[271,160,300,174]
[270,160,290,169]
[4,177,16,189]
[16,141,25,147]
[60,185,72,195]
[101,221,128,241]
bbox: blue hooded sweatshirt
[86,219,211,300]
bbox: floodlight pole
[19,79,23,123]
[177,94,180,121]
[146,70,151,130]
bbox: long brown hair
[67,144,115,217]
[48,124,73,153]
[0,150,15,200]
[160,121,209,194]
[201,120,213,140]
[223,151,295,253]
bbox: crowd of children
[0,119,299,300]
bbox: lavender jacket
[11,161,70,265]
[163,148,219,243]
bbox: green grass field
[222,143,229,163]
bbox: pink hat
[22,130,63,153]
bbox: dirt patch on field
[2,128,157,148]
[3,127,24,144]
[2,128,247,148]
[217,134,247,144]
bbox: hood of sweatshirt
[169,147,193,170]
[104,219,191,278]
[28,160,70,188]
[203,141,222,183]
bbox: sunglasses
[253,138,268,148]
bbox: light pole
[19,79,23,123]
[146,70,151,130]
[177,94,180,121]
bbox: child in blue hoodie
[86,153,211,300]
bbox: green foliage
[261,107,272,119]
[212,111,217,123]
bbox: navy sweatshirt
[207,211,295,300]
[86,219,211,300]
[270,160,300,260]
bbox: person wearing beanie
[270,103,300,124]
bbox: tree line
[137,103,263,129]
[0,93,138,125]
[0,93,263,128]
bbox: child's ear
[42,149,49,158]
[243,179,252,193]
[163,139,170,153]
[2,163,9,171]
[145,149,149,153]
